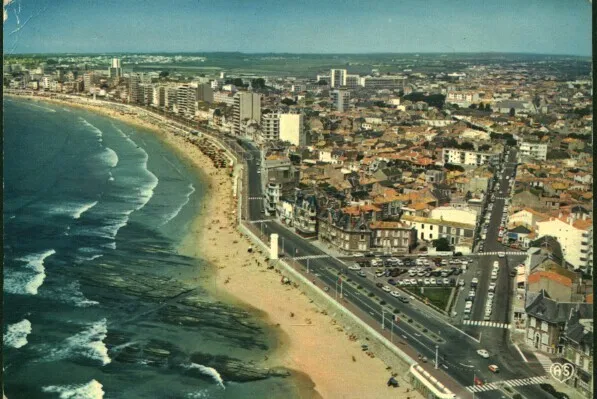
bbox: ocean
[3,98,307,399]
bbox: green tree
[432,238,451,251]
[478,102,484,110]
[159,71,169,78]
[251,78,266,90]
[509,108,516,117]
[317,79,328,85]
[281,98,296,106]
[469,103,478,109]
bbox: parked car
[390,291,400,298]
[376,282,384,288]
[358,271,367,277]
[382,285,391,293]
[477,349,490,358]
[430,278,437,285]
[349,265,361,271]
[398,296,410,304]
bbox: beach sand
[11,95,421,399]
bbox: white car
[443,278,450,285]
[348,265,361,271]
[487,292,495,299]
[390,291,400,298]
[498,252,506,258]
[382,285,391,293]
[493,261,499,268]
[398,280,405,287]
[424,278,430,285]
[430,278,437,285]
[477,349,490,358]
[488,283,496,292]
[458,280,465,287]
[410,279,417,285]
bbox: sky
[2,0,593,56]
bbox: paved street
[231,139,553,398]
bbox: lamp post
[382,309,385,330]
[435,345,439,369]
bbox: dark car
[453,269,462,276]
[388,279,397,286]
[365,252,375,257]
[376,282,384,288]
[390,268,400,277]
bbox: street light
[435,345,439,369]
[382,309,386,330]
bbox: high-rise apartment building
[233,92,262,136]
[83,72,96,92]
[128,74,141,104]
[279,113,305,147]
[330,69,347,88]
[152,86,166,107]
[331,89,350,112]
[197,83,214,103]
[261,112,280,142]
[109,58,122,79]
[176,84,197,117]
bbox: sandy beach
[9,94,420,399]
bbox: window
[360,234,365,241]
[430,225,433,231]
[583,357,589,371]
[527,329,534,339]
[385,230,389,237]
[422,224,425,229]
[429,233,433,240]
[377,231,382,237]
[541,321,548,332]
[541,334,549,345]
[394,239,398,246]
[530,317,536,328]
[575,352,581,366]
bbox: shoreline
[8,94,420,399]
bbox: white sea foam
[49,281,99,308]
[95,147,119,169]
[46,201,99,221]
[48,319,111,366]
[42,380,105,399]
[160,183,196,226]
[24,102,56,113]
[185,391,210,399]
[187,363,225,389]
[5,250,57,295]
[3,319,32,349]
[73,201,99,219]
[79,118,103,141]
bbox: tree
[159,71,169,78]
[432,238,451,252]
[317,79,328,85]
[251,78,266,90]
[469,103,478,109]
[281,98,296,106]
[509,108,516,117]
[478,102,484,110]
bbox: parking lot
[345,256,477,307]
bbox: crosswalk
[248,196,263,200]
[463,320,511,329]
[474,251,526,256]
[250,219,271,223]
[494,197,510,200]
[534,352,553,373]
[466,376,546,392]
[294,254,331,260]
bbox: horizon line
[4,50,592,58]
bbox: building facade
[233,92,262,136]
[331,89,350,112]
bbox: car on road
[358,271,367,277]
[477,349,490,358]
[390,291,400,298]
[398,296,410,303]
[376,282,383,288]
[349,265,361,271]
[458,280,465,287]
[471,278,479,287]
[498,252,506,258]
[488,283,496,292]
[487,292,494,299]
[488,365,500,373]
[388,279,397,286]
[382,285,391,292]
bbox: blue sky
[2,0,592,55]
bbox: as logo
[549,362,575,383]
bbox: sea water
[3,98,310,399]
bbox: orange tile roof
[528,271,572,288]
[572,218,592,230]
[586,294,593,304]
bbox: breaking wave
[186,363,225,389]
[3,319,32,349]
[42,380,104,399]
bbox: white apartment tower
[109,58,123,79]
[279,113,305,146]
[233,92,262,136]
[128,74,141,104]
[330,69,347,88]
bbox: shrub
[408,318,413,323]
[368,292,375,297]
[540,384,557,396]
[357,285,363,289]
[393,308,400,314]
[380,300,387,305]
[422,328,428,333]
[512,394,523,399]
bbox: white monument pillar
[270,233,279,260]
